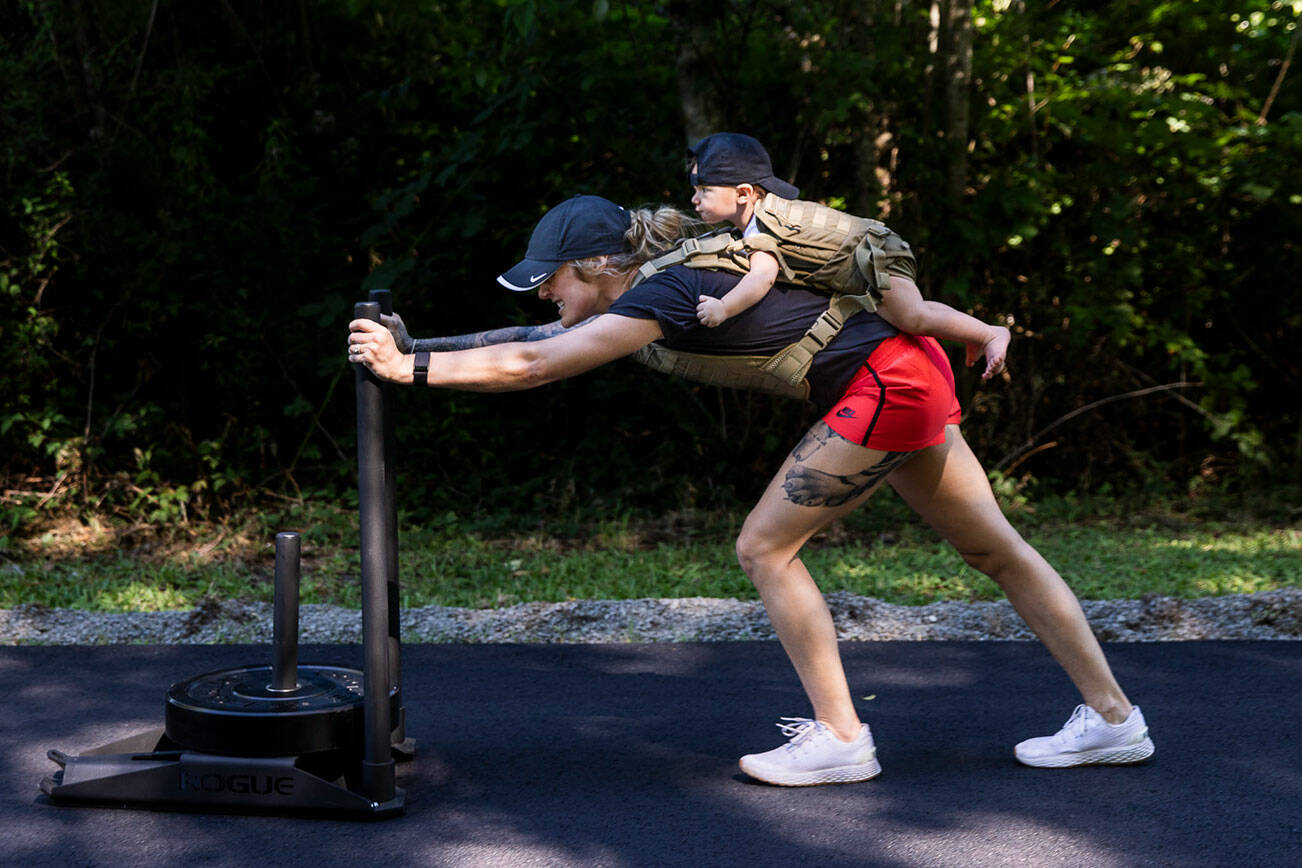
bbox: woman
[348,195,1155,786]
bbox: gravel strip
[2,588,1299,645]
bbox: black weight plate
[164,664,398,757]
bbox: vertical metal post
[270,531,301,692]
[367,289,405,735]
[354,301,396,802]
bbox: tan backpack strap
[854,221,917,295]
[633,231,737,286]
[852,222,892,295]
[630,291,874,396]
[760,295,866,386]
[739,233,796,282]
[631,344,810,400]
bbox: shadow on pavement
[2,641,1298,867]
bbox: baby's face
[691,183,744,226]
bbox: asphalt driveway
[3,641,1299,867]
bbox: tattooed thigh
[790,420,842,463]
[782,437,915,508]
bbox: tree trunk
[851,5,880,216]
[68,0,108,143]
[923,0,941,136]
[945,0,973,203]
[668,1,726,144]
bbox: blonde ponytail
[571,205,704,282]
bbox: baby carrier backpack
[630,193,916,398]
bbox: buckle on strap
[648,240,696,272]
[804,307,845,350]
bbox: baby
[688,133,1008,380]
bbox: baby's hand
[696,295,727,328]
[967,325,1010,381]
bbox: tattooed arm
[350,313,663,391]
[383,313,598,353]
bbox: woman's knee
[734,522,792,580]
[959,536,1038,585]
[957,546,1004,578]
[734,526,768,576]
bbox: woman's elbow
[507,351,556,389]
[519,359,554,388]
[462,348,551,391]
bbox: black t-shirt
[608,265,898,411]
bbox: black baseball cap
[688,133,800,200]
[497,195,632,291]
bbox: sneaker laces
[1056,704,1096,742]
[775,717,822,752]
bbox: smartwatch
[412,351,430,386]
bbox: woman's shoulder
[634,265,740,294]
[612,267,739,323]
[615,267,698,313]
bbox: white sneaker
[739,718,881,786]
[1015,704,1155,768]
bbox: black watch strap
[413,351,430,386]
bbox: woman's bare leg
[736,421,911,741]
[887,425,1133,721]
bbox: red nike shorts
[823,334,962,451]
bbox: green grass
[3,496,1299,613]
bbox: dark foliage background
[3,0,1299,531]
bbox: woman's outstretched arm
[383,312,598,353]
[351,313,663,392]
